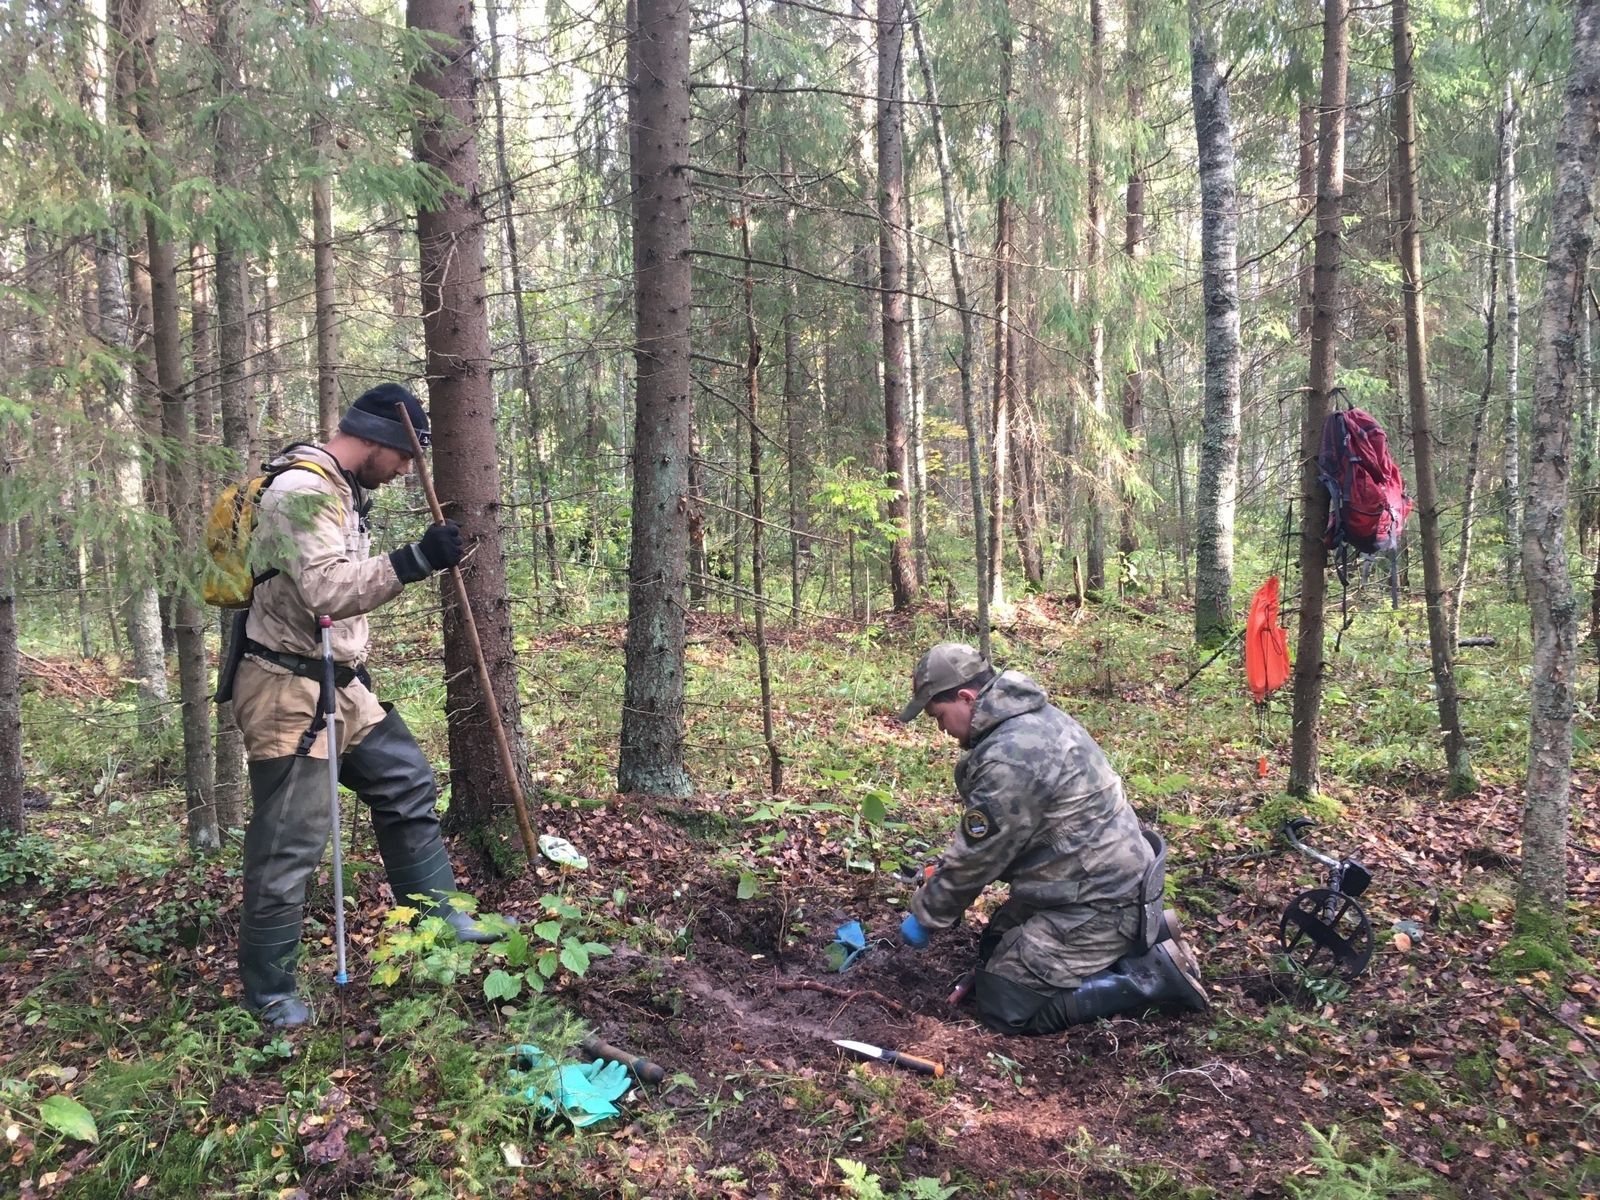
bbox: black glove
[389,519,463,584]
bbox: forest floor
[2,588,1598,1198]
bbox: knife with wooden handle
[833,1038,944,1077]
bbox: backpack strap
[249,459,345,589]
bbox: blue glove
[900,912,930,949]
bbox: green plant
[1286,1124,1430,1199]
[0,832,57,889]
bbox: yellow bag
[202,459,339,608]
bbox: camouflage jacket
[244,444,404,664]
[910,671,1153,931]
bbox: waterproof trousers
[237,707,462,1017]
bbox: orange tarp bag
[1245,576,1290,703]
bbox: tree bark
[309,0,340,441]
[0,432,18,835]
[126,0,219,852]
[1501,81,1524,596]
[408,0,534,834]
[1391,0,1473,793]
[987,15,1015,610]
[485,0,563,592]
[1454,141,1507,643]
[1190,0,1241,645]
[783,152,806,616]
[879,0,917,610]
[1119,0,1147,566]
[618,0,693,796]
[737,0,781,789]
[212,0,250,831]
[1086,0,1109,594]
[908,0,990,657]
[1288,0,1348,798]
[1517,0,1600,945]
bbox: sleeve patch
[961,806,995,841]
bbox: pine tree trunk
[1501,82,1524,596]
[1518,0,1600,945]
[1577,294,1595,552]
[1288,0,1349,798]
[879,0,916,610]
[782,152,806,617]
[408,0,535,833]
[1190,0,1241,645]
[618,0,693,796]
[908,0,990,657]
[1391,0,1473,793]
[190,246,215,447]
[987,17,1015,610]
[485,0,563,592]
[125,0,218,852]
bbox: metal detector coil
[1278,819,1375,980]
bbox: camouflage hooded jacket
[910,670,1153,931]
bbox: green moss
[1250,791,1343,836]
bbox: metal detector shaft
[320,617,348,986]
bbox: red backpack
[1317,407,1412,556]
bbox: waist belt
[244,639,363,688]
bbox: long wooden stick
[395,402,539,869]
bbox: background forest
[1,0,1598,1195]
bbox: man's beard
[354,449,388,490]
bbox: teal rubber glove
[900,912,930,948]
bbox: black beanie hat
[337,383,431,453]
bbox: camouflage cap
[898,642,991,722]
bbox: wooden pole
[395,402,540,869]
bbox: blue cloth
[900,912,930,948]
[827,920,870,972]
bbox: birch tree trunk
[1501,81,1524,596]
[95,1,166,720]
[879,0,916,610]
[987,17,1015,610]
[1288,0,1349,797]
[1454,149,1506,642]
[1085,0,1108,594]
[1391,0,1473,793]
[618,0,693,796]
[908,0,990,656]
[308,0,340,440]
[1119,0,1146,567]
[1517,0,1600,945]
[408,0,534,832]
[1189,0,1241,645]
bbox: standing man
[897,643,1209,1035]
[222,384,497,1028]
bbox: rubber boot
[238,756,329,1027]
[339,709,503,944]
[975,939,1209,1035]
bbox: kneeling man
[897,643,1208,1035]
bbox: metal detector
[1278,818,1374,980]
